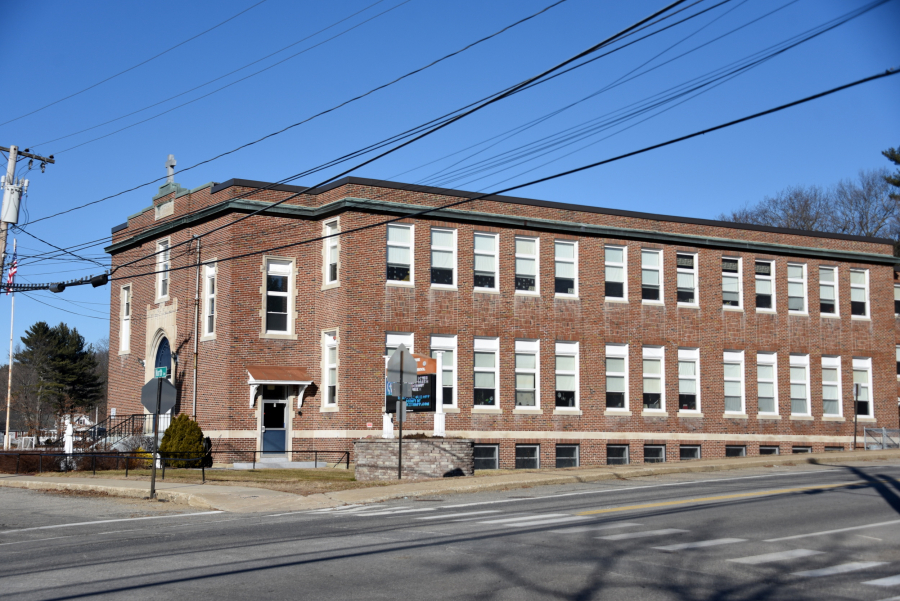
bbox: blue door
[262,401,287,454]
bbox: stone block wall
[354,438,473,481]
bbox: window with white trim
[385,332,414,356]
[514,236,538,293]
[641,249,662,302]
[474,233,498,290]
[853,357,872,417]
[790,354,810,415]
[723,351,745,413]
[203,263,216,336]
[431,335,457,406]
[850,269,869,317]
[605,245,626,299]
[265,259,291,334]
[605,344,628,409]
[157,239,170,299]
[755,260,774,310]
[555,240,577,296]
[324,220,339,284]
[818,266,837,315]
[894,284,900,315]
[722,257,741,307]
[896,345,900,377]
[119,286,131,353]
[676,253,696,304]
[821,356,841,417]
[515,339,539,408]
[324,331,337,405]
[642,346,664,410]
[555,341,578,409]
[756,352,778,415]
[430,228,456,287]
[474,337,499,406]
[386,224,413,283]
[678,348,699,411]
[787,263,807,313]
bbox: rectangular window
[790,354,810,415]
[605,245,626,299]
[324,331,337,405]
[555,342,579,409]
[755,261,774,310]
[473,232,498,290]
[157,240,170,299]
[430,228,456,287]
[473,445,499,470]
[385,332,414,356]
[853,357,872,417]
[203,264,216,336]
[759,446,780,455]
[607,445,629,465]
[265,259,291,333]
[822,356,841,417]
[556,444,579,468]
[723,351,745,413]
[605,344,628,409]
[642,346,664,410]
[641,249,662,302]
[555,240,577,295]
[787,263,807,313]
[431,335,457,406]
[515,444,539,469]
[386,224,413,283]
[819,266,837,315]
[678,348,700,411]
[515,236,538,293]
[676,253,697,304]
[896,345,900,377]
[515,339,539,408]
[793,446,812,454]
[757,352,778,415]
[850,269,869,317]
[725,446,746,457]
[722,257,741,307]
[644,445,665,463]
[474,337,499,406]
[680,445,701,460]
[120,286,131,353]
[325,220,339,284]
[895,285,900,315]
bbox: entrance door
[262,402,287,454]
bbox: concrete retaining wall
[354,438,474,481]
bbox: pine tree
[49,323,103,417]
[883,146,900,200]
[14,322,61,432]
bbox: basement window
[607,445,629,465]
[644,445,665,463]
[515,445,540,469]
[474,445,499,470]
[556,445,579,468]
[725,446,746,457]
[680,445,701,461]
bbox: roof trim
[211,178,309,195]
[111,222,128,234]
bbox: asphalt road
[2,461,899,601]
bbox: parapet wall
[354,438,474,481]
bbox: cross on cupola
[165,154,176,184]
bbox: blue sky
[1,0,898,348]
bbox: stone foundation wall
[354,438,474,481]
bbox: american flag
[6,242,16,296]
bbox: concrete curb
[0,478,217,509]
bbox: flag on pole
[6,240,17,295]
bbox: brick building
[105,174,900,468]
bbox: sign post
[140,367,175,500]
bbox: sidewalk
[1,449,898,513]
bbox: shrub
[159,414,205,468]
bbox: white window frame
[473,232,499,292]
[821,356,842,417]
[849,268,870,319]
[474,337,499,407]
[896,345,900,380]
[756,352,779,416]
[386,224,414,285]
[790,354,811,416]
[678,347,700,413]
[642,346,665,412]
[723,350,745,414]
[119,285,131,354]
[787,263,807,314]
[555,341,579,411]
[852,357,873,418]
[818,265,838,316]
[324,331,337,406]
[676,252,697,306]
[605,344,628,411]
[755,260,775,312]
[430,227,457,289]
[385,332,414,356]
[431,334,457,408]
[894,284,900,316]
[264,258,292,335]
[203,262,216,337]
[641,249,663,304]
[722,256,742,309]
[514,236,539,295]
[604,245,627,301]
[554,240,578,297]
[515,339,540,409]
[156,239,170,301]
[324,219,339,286]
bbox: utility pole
[4,240,15,450]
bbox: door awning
[247,365,314,409]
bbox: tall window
[120,286,131,353]
[790,354,810,415]
[204,264,216,336]
[676,253,696,304]
[642,346,664,410]
[822,356,841,417]
[678,348,699,411]
[819,266,837,315]
[515,237,538,293]
[853,358,872,417]
[515,339,539,408]
[605,344,628,409]
[474,233,498,290]
[430,228,456,286]
[722,257,741,307]
[757,352,778,415]
[896,345,900,377]
[850,269,869,317]
[324,220,339,284]
[385,332,414,356]
[431,335,457,406]
[641,249,662,302]
[787,263,806,313]
[474,337,499,406]
[723,351,745,413]
[555,342,578,409]
[265,259,291,333]
[386,224,413,283]
[605,246,626,299]
[324,331,337,405]
[555,240,577,295]
[157,240,170,299]
[755,261,774,310]
[895,284,900,315]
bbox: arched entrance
[155,337,171,380]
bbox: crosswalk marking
[729,549,823,565]
[551,522,642,534]
[598,529,688,541]
[478,514,567,525]
[505,516,591,528]
[862,574,900,587]
[352,508,436,517]
[654,538,746,552]
[794,561,887,578]
[453,512,530,522]
[416,511,502,521]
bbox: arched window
[155,337,171,379]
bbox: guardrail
[0,450,209,482]
[864,428,900,450]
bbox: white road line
[551,522,642,534]
[478,514,566,524]
[453,512,530,522]
[416,511,502,520]
[311,504,366,513]
[863,575,900,587]
[653,538,746,552]
[353,508,436,517]
[794,562,887,578]
[872,597,900,601]
[599,528,688,541]
[506,516,592,527]
[765,519,900,542]
[729,549,823,564]
[0,511,225,535]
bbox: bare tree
[832,169,896,238]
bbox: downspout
[192,236,201,419]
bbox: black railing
[233,450,351,470]
[0,450,208,482]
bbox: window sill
[430,285,458,292]
[641,410,667,417]
[856,416,877,423]
[117,349,130,356]
[724,413,749,419]
[553,408,582,416]
[677,303,699,310]
[260,332,298,341]
[850,316,871,322]
[788,312,809,317]
[155,296,170,305]
[322,281,340,291]
[789,415,814,421]
[320,405,339,413]
[757,413,781,420]
[471,407,502,414]
[604,409,632,417]
[820,314,840,319]
[642,301,664,307]
[513,408,543,415]
[515,291,540,297]
[677,411,703,418]
[722,306,743,313]
[386,281,415,288]
[437,406,460,414]
[555,294,579,300]
[474,288,500,295]
[200,334,217,342]
[605,297,628,304]
[821,416,845,422]
[756,309,777,315]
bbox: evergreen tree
[159,414,206,468]
[14,322,60,430]
[883,146,900,201]
[49,323,104,417]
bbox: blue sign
[386,374,436,413]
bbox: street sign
[141,378,177,415]
[386,373,436,413]
[154,366,168,378]
[386,344,418,385]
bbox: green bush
[159,414,205,468]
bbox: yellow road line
[576,480,874,516]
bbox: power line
[19,293,108,321]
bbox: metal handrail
[234,449,351,470]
